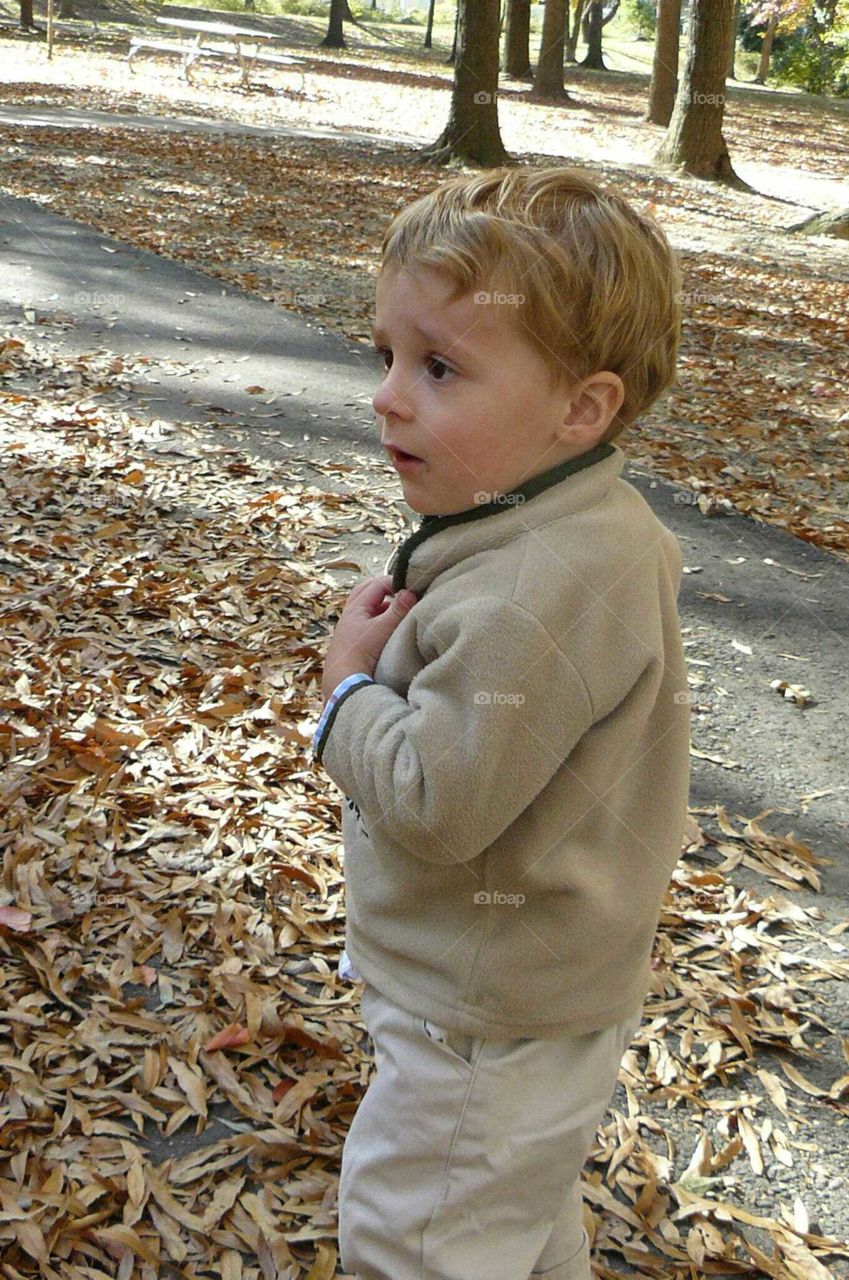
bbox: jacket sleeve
[315,596,596,866]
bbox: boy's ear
[559,373,625,449]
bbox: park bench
[127,17,306,89]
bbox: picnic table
[128,16,306,89]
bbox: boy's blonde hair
[378,166,682,441]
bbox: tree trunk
[645,0,680,125]
[727,0,741,78]
[58,0,75,16]
[565,0,585,61]
[424,0,436,47]
[447,0,459,64]
[419,0,510,165]
[655,0,740,183]
[581,0,606,69]
[533,0,571,97]
[20,0,35,27]
[320,0,346,47]
[504,0,532,79]
[753,9,778,84]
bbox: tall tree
[505,0,533,79]
[447,0,459,63]
[655,0,742,184]
[532,0,572,97]
[581,0,620,70]
[320,0,346,47]
[582,0,605,66]
[20,0,35,27]
[424,0,436,47]
[728,0,742,76]
[565,0,587,60]
[645,0,681,125]
[419,0,509,165]
[753,3,780,82]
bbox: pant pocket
[421,1016,484,1071]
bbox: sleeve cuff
[312,673,375,764]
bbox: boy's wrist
[322,667,374,707]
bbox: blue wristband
[312,673,375,762]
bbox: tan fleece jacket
[314,441,691,1038]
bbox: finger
[351,576,395,606]
[345,574,393,603]
[386,589,417,613]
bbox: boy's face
[372,264,586,517]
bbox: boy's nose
[373,370,413,421]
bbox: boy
[311,167,690,1280]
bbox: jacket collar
[388,441,623,596]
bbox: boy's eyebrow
[371,322,472,356]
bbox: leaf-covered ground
[2,331,849,1279]
[1,20,849,1280]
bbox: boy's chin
[406,497,448,517]
[398,478,466,518]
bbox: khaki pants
[338,981,641,1280]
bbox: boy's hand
[322,575,417,704]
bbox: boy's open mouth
[387,445,423,463]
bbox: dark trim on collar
[389,441,615,593]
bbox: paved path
[0,101,416,148]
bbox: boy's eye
[375,347,452,382]
[426,357,452,381]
